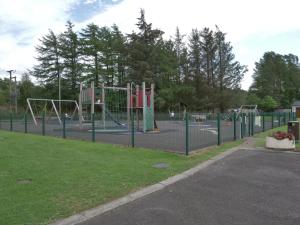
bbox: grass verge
[0,130,242,225]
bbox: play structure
[27,98,79,125]
[237,105,261,126]
[79,82,155,132]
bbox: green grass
[0,130,242,225]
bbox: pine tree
[173,27,185,83]
[200,27,217,87]
[80,23,102,86]
[59,21,83,98]
[32,29,62,99]
[127,9,164,84]
[214,27,247,111]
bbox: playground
[0,80,292,153]
[0,112,279,153]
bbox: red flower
[272,131,294,141]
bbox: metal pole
[92,113,95,142]
[42,111,45,136]
[14,76,17,113]
[278,112,281,127]
[248,112,251,136]
[271,112,274,129]
[217,113,221,145]
[24,113,27,133]
[262,113,265,132]
[127,83,130,131]
[185,112,189,155]
[233,112,236,140]
[63,114,66,139]
[91,82,95,115]
[51,100,62,125]
[131,111,135,148]
[10,112,13,131]
[79,82,83,129]
[27,98,37,126]
[252,112,255,135]
[58,72,61,116]
[241,114,245,139]
[102,83,105,129]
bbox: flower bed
[266,131,295,150]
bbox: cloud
[1,0,300,90]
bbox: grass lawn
[0,130,242,225]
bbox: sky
[0,0,300,90]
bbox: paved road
[77,149,300,225]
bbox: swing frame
[27,98,80,126]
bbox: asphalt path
[77,149,300,225]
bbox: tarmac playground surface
[0,118,276,153]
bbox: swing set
[26,98,79,126]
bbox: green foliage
[0,78,9,105]
[251,52,300,108]
[260,95,279,112]
[24,9,247,112]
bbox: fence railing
[0,111,296,155]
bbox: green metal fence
[0,110,296,155]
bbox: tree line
[248,52,300,111]
[6,10,300,113]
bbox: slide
[104,107,126,127]
[96,104,126,127]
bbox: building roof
[292,101,300,106]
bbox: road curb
[49,145,241,225]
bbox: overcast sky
[0,0,300,90]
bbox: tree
[80,23,102,86]
[0,78,10,105]
[59,21,83,98]
[260,95,279,112]
[251,52,300,108]
[214,27,247,111]
[127,9,164,84]
[200,27,217,87]
[18,73,36,108]
[32,29,62,100]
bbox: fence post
[233,112,236,140]
[248,113,251,136]
[271,112,274,129]
[217,113,221,145]
[42,111,45,136]
[262,113,265,132]
[241,114,244,139]
[131,112,135,148]
[185,112,189,155]
[92,113,95,142]
[24,113,27,133]
[10,112,13,132]
[0,113,2,129]
[63,114,66,139]
[284,112,287,124]
[250,113,255,136]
